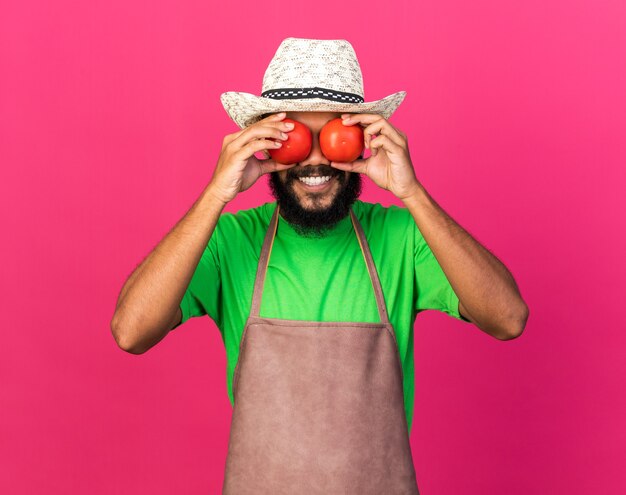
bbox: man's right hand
[209,112,297,204]
[110,113,297,353]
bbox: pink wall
[2,0,625,493]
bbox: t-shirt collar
[275,204,354,239]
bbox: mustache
[287,165,341,180]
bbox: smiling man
[111,38,529,494]
[265,111,363,237]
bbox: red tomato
[268,118,312,164]
[319,118,364,162]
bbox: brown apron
[222,204,420,494]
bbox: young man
[111,38,528,494]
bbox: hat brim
[220,90,407,129]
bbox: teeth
[299,176,331,186]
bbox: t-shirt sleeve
[413,221,471,323]
[173,223,222,329]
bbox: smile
[296,175,335,191]
[299,176,331,185]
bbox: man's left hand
[329,113,421,201]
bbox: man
[111,38,529,494]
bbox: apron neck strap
[250,203,390,325]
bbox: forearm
[402,182,528,339]
[111,184,227,353]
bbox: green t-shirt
[176,199,471,433]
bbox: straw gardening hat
[220,37,407,129]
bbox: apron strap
[250,204,281,318]
[250,204,390,325]
[348,208,390,325]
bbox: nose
[300,131,328,167]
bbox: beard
[268,163,362,238]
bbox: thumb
[330,159,368,174]
[258,159,297,176]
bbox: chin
[267,168,362,235]
[298,197,335,212]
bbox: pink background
[2,0,625,493]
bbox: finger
[330,158,368,174]
[230,111,288,143]
[229,112,285,142]
[370,134,403,157]
[362,120,405,148]
[263,111,286,121]
[231,123,290,150]
[388,122,407,140]
[340,113,383,125]
[254,148,272,160]
[342,113,405,149]
[341,113,405,150]
[340,113,380,151]
[258,160,297,175]
[235,137,283,160]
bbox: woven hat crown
[261,38,365,101]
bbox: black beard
[268,164,362,238]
